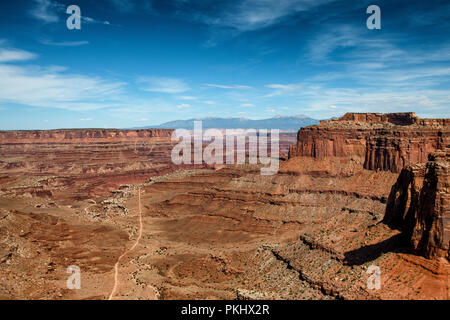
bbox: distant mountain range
[134,115,319,131]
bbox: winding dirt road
[108,188,143,300]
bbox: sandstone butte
[289,112,449,261]
[289,112,448,172]
[0,112,448,300]
[289,112,449,262]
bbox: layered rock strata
[289,112,449,173]
[0,117,448,300]
[384,150,449,260]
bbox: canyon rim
[0,112,448,300]
[1,0,449,305]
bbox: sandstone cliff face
[289,126,367,159]
[411,150,449,260]
[0,128,174,143]
[383,164,424,235]
[384,150,449,260]
[289,112,449,173]
[364,130,443,172]
[1,118,448,299]
[0,128,193,199]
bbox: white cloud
[80,118,93,121]
[30,0,111,25]
[138,77,190,93]
[176,103,191,109]
[0,46,125,111]
[266,83,302,90]
[178,95,197,100]
[0,48,37,62]
[306,25,450,74]
[181,0,337,31]
[30,0,63,23]
[264,83,303,97]
[40,40,90,47]
[205,83,252,89]
[241,103,255,107]
[307,25,362,61]
[81,16,111,26]
[288,85,450,119]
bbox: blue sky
[0,0,449,129]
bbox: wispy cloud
[178,95,197,100]
[176,103,191,109]
[301,21,450,97]
[307,25,366,62]
[108,0,135,13]
[40,40,90,47]
[138,77,190,93]
[264,83,302,97]
[266,83,302,90]
[81,16,111,25]
[30,0,64,23]
[0,48,37,62]
[30,0,110,25]
[176,0,337,31]
[0,45,124,111]
[106,0,155,13]
[262,82,450,119]
[205,83,252,89]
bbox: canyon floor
[0,121,448,300]
[1,157,448,299]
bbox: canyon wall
[1,117,448,299]
[0,128,197,199]
[289,112,449,261]
[0,128,296,199]
[0,128,174,144]
[289,112,449,173]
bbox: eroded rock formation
[411,150,449,260]
[0,128,174,143]
[290,113,449,261]
[384,150,449,260]
[289,112,449,173]
[383,164,425,235]
[0,128,206,199]
[384,149,450,259]
[0,116,448,300]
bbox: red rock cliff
[0,128,174,144]
[384,150,449,260]
[0,128,197,199]
[289,112,449,173]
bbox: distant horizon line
[1,112,448,131]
